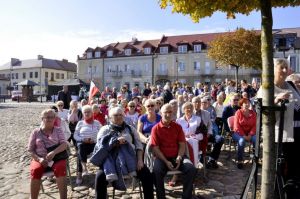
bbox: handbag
[195,110,208,135]
[40,129,69,162]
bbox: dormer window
[160,46,168,54]
[194,44,202,52]
[144,47,151,54]
[107,50,113,57]
[125,49,132,56]
[87,52,93,59]
[95,51,101,58]
[178,45,187,53]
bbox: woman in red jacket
[232,98,256,169]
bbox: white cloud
[0,27,226,65]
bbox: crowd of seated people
[28,72,300,198]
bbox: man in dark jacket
[162,85,173,104]
[222,94,240,132]
[57,85,72,109]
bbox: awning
[17,80,39,86]
[51,78,87,86]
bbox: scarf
[84,117,94,124]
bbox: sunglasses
[146,104,155,108]
[129,106,136,108]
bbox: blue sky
[0,0,299,65]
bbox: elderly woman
[213,94,225,135]
[258,58,300,193]
[125,101,140,128]
[176,102,202,166]
[169,99,179,120]
[137,99,162,144]
[94,107,154,199]
[232,98,256,169]
[28,109,68,199]
[56,101,69,121]
[68,100,82,150]
[74,105,102,185]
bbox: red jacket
[234,109,256,136]
[93,112,106,126]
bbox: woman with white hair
[176,102,202,166]
[74,105,102,185]
[93,107,154,199]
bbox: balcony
[131,70,142,77]
[111,71,123,78]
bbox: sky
[0,0,300,65]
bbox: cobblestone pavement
[0,102,260,199]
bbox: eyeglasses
[43,116,55,120]
[58,105,63,107]
[83,111,92,114]
[156,102,161,105]
[129,106,135,108]
[146,104,155,108]
[163,111,173,114]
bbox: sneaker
[206,160,219,169]
[76,177,83,185]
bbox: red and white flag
[88,81,100,104]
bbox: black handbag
[195,110,208,135]
[40,129,69,162]
[46,144,69,162]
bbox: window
[45,72,48,78]
[107,50,113,57]
[51,73,54,81]
[194,44,202,52]
[205,61,211,74]
[125,49,132,56]
[95,51,101,58]
[12,73,14,79]
[35,72,38,78]
[30,72,33,78]
[160,46,168,54]
[56,73,60,79]
[278,38,286,47]
[178,62,185,71]
[87,52,93,59]
[61,73,64,79]
[178,45,187,53]
[144,47,151,54]
[15,73,18,79]
[23,72,26,79]
[107,65,112,72]
[194,61,201,70]
[159,63,167,72]
[124,64,130,72]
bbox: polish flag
[88,81,100,104]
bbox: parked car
[11,90,22,101]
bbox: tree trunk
[260,0,276,198]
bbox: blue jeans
[232,133,256,161]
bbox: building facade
[77,28,300,90]
[0,55,77,94]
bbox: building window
[125,49,132,56]
[87,52,93,59]
[23,72,26,79]
[178,62,185,71]
[51,73,54,81]
[160,46,168,54]
[107,65,112,72]
[56,73,59,79]
[194,61,201,70]
[30,72,33,78]
[144,47,151,54]
[178,45,187,53]
[278,38,286,47]
[107,50,113,57]
[12,73,15,79]
[159,63,167,74]
[124,64,130,72]
[194,44,202,52]
[35,72,38,78]
[205,61,211,74]
[61,73,64,79]
[15,73,18,79]
[45,72,48,78]
[95,51,101,58]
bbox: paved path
[0,102,259,198]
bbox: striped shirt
[74,120,102,143]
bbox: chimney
[62,59,68,63]
[11,58,20,66]
[37,55,43,60]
